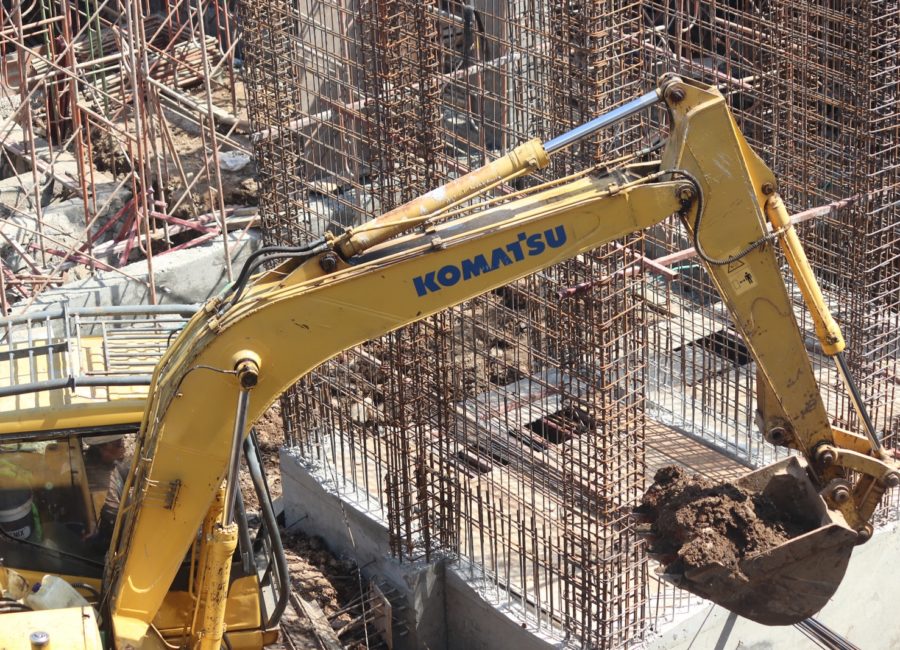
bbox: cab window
[0,430,135,577]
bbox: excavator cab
[0,305,289,647]
[0,425,288,645]
[0,431,114,577]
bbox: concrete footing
[281,446,900,649]
[280,449,560,650]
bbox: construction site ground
[1,3,897,649]
[248,404,379,649]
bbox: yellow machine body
[1,606,104,649]
[0,77,895,646]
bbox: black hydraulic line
[219,240,328,309]
[244,430,289,628]
[233,489,255,575]
[666,168,783,267]
[71,582,102,602]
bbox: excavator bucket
[646,457,857,625]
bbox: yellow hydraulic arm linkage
[102,76,896,645]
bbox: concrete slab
[14,230,261,311]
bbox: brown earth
[91,80,258,217]
[640,465,813,576]
[240,401,284,512]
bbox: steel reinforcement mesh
[241,0,654,646]
[241,0,900,646]
[640,2,900,471]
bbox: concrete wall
[444,571,556,650]
[648,524,900,650]
[280,449,562,650]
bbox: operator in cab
[83,435,126,496]
[82,434,132,551]
[84,434,131,552]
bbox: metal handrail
[0,303,197,398]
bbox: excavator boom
[2,76,893,646]
[104,76,899,642]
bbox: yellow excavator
[0,76,897,647]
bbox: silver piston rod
[543,89,661,154]
[335,88,662,259]
[223,387,250,524]
[223,356,260,524]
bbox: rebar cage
[241,1,900,646]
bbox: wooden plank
[289,591,344,650]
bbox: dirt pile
[640,465,813,577]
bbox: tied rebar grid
[768,2,900,449]
[639,0,900,545]
[639,2,788,468]
[0,0,247,311]
[243,0,653,647]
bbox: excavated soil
[640,465,813,576]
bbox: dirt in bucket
[639,465,815,576]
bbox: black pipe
[243,430,289,628]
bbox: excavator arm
[104,77,896,644]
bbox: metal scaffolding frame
[0,0,250,312]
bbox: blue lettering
[506,233,526,261]
[490,247,513,270]
[414,272,440,296]
[544,225,567,249]
[438,265,461,286]
[413,226,567,297]
[461,254,491,280]
[526,233,545,256]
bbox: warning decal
[726,258,756,295]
